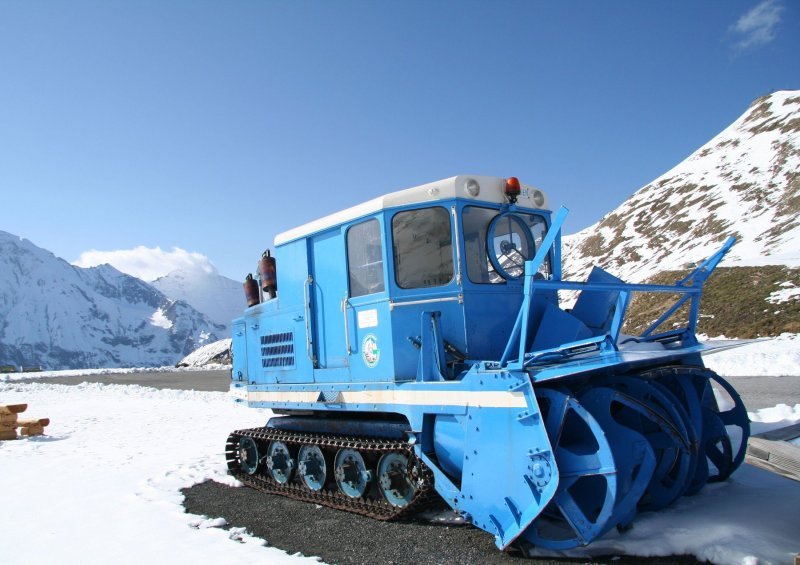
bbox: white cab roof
[275,175,549,245]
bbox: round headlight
[465,178,480,198]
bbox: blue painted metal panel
[389,298,464,381]
[310,228,349,370]
[448,369,558,549]
[347,294,396,383]
[461,290,534,361]
[273,239,310,309]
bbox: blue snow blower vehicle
[226,175,749,551]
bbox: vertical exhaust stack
[259,249,278,299]
[243,273,260,307]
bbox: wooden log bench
[0,404,50,440]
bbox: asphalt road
[721,374,800,410]
[15,369,799,411]
[12,369,231,391]
[13,368,799,564]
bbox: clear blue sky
[1,1,798,280]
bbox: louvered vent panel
[260,331,295,369]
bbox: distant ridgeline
[624,266,800,339]
[0,229,227,371]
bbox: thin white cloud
[730,0,784,50]
[73,246,217,281]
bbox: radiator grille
[260,331,295,368]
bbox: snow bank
[749,402,800,437]
[702,333,800,377]
[0,382,318,564]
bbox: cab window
[392,207,454,289]
[463,206,550,283]
[347,219,385,297]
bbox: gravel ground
[182,480,699,565]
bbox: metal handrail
[341,295,352,355]
[499,209,736,369]
[304,275,316,366]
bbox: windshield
[462,206,550,283]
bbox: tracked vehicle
[226,175,749,550]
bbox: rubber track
[226,427,437,521]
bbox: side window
[392,207,454,289]
[347,219,385,298]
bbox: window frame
[346,217,386,298]
[390,205,455,290]
[461,205,551,285]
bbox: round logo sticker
[361,333,380,368]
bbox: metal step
[746,423,800,482]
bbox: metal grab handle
[341,296,352,355]
[304,275,316,366]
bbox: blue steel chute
[225,175,750,551]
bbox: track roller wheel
[377,452,416,507]
[298,444,328,491]
[236,436,260,475]
[266,440,295,484]
[522,388,623,549]
[334,448,372,498]
[596,375,697,511]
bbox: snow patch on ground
[766,283,800,304]
[748,402,800,437]
[702,333,800,377]
[1,383,799,564]
[0,382,320,564]
[750,403,800,424]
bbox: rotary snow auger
[225,175,750,551]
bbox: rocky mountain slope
[563,90,800,283]
[152,268,243,332]
[561,90,799,338]
[0,230,225,370]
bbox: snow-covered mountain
[563,90,800,283]
[0,230,225,370]
[152,267,243,332]
[176,338,232,367]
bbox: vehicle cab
[231,175,557,387]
